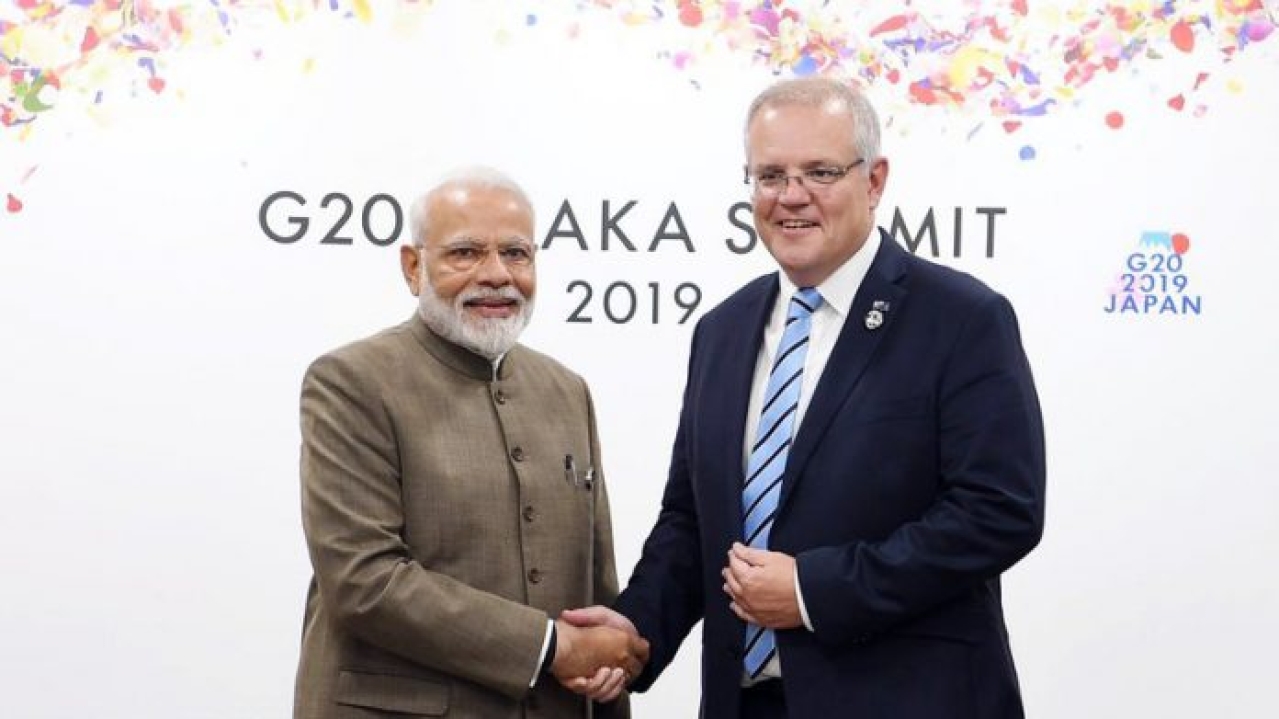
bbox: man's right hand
[551,613,649,702]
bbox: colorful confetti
[1,1,1277,211]
[3,1,1274,138]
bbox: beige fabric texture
[293,315,626,719]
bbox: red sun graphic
[1171,233,1191,255]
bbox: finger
[726,559,756,600]
[622,649,647,679]
[568,671,615,702]
[594,667,626,701]
[595,685,623,703]
[732,543,768,565]
[722,567,744,598]
[725,551,754,581]
[729,600,752,623]
[583,668,625,703]
[563,607,639,637]
[628,635,651,664]
[560,605,614,628]
[581,666,612,695]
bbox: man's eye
[806,168,842,182]
[757,171,785,184]
[450,247,479,258]
[502,247,531,260]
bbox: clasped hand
[721,542,802,629]
[549,543,798,702]
[553,608,649,703]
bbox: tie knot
[789,287,822,318]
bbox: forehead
[747,103,856,164]
[426,185,533,245]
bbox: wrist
[550,619,574,675]
[540,623,558,676]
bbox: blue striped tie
[741,286,822,678]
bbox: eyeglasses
[424,239,535,272]
[744,159,866,197]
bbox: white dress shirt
[740,230,881,680]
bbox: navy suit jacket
[615,234,1046,718]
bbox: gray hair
[744,77,882,173]
[407,165,535,247]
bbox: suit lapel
[707,276,778,542]
[780,237,909,509]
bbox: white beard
[417,275,534,360]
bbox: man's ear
[867,157,890,211]
[400,245,423,296]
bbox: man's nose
[474,250,513,286]
[777,175,813,204]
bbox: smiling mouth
[778,219,818,229]
[464,298,520,317]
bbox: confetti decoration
[1,1,1277,207]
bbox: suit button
[494,389,508,405]
[522,505,537,522]
[511,447,525,462]
[528,568,543,584]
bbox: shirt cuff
[794,566,814,632]
[530,618,556,688]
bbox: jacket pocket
[335,670,450,716]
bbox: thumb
[560,605,611,627]
[731,543,768,565]
[561,606,633,634]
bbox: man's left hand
[722,542,802,629]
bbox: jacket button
[511,447,525,462]
[522,505,537,522]
[494,389,508,405]
[528,568,543,584]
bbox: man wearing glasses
[566,78,1046,718]
[293,167,646,718]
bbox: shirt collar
[776,229,881,317]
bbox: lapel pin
[865,300,890,330]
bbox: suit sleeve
[796,293,1046,644]
[299,352,546,699]
[614,322,708,691]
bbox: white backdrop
[3,1,1278,716]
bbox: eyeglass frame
[417,237,537,273]
[743,158,867,197]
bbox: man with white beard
[293,167,646,719]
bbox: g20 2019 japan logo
[1104,231,1201,316]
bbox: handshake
[550,606,648,703]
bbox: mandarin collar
[407,313,513,382]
